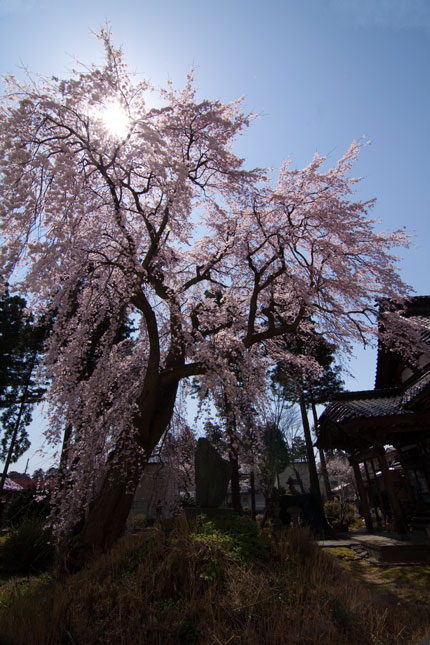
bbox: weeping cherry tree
[0,29,421,567]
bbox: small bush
[193,513,269,563]
[0,516,54,574]
[324,500,356,528]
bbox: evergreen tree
[271,332,344,508]
[0,289,47,494]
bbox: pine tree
[271,332,344,511]
[0,289,47,494]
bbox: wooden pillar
[370,457,385,521]
[363,460,382,524]
[349,455,373,532]
[376,446,408,535]
[417,440,430,495]
[394,445,416,503]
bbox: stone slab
[318,532,430,563]
[317,539,357,548]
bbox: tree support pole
[229,451,242,514]
[250,470,256,521]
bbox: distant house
[226,473,265,513]
[318,296,430,533]
[226,462,313,513]
[128,457,317,523]
[278,462,311,494]
[7,472,34,490]
[0,477,24,524]
[2,478,23,492]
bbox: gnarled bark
[62,438,143,573]
[61,377,180,573]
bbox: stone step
[366,543,430,563]
[350,534,430,564]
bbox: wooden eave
[318,409,430,452]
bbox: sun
[98,100,130,139]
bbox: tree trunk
[310,398,332,500]
[293,466,306,494]
[299,393,327,531]
[318,448,332,500]
[60,376,180,573]
[61,438,144,573]
[299,394,322,505]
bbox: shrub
[192,513,269,563]
[4,487,51,527]
[324,499,356,528]
[0,516,54,574]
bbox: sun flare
[97,100,130,139]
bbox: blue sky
[2,0,429,472]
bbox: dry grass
[0,516,429,645]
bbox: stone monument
[195,437,231,508]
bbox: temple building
[317,296,430,534]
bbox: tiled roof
[374,297,430,389]
[8,475,34,489]
[411,315,430,344]
[403,370,430,406]
[320,390,406,425]
[403,296,430,315]
[321,364,430,426]
[319,298,430,450]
